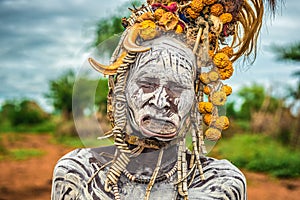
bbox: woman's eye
[139,83,157,93]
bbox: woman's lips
[140,115,177,138]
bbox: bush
[0,99,49,126]
[215,134,300,178]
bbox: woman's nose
[149,86,170,109]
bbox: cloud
[0,0,129,105]
[0,0,299,112]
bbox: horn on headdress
[88,52,127,75]
[123,23,151,53]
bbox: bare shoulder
[51,146,116,200]
[188,157,247,200]
[53,146,115,177]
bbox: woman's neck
[126,143,178,177]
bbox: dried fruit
[198,102,213,113]
[208,70,219,82]
[203,0,217,5]
[139,20,157,40]
[203,86,211,95]
[199,73,210,84]
[218,63,234,80]
[190,0,204,12]
[210,3,224,16]
[137,12,155,22]
[211,91,227,106]
[219,13,233,24]
[205,128,222,140]
[219,46,234,58]
[203,114,212,125]
[154,8,166,21]
[215,116,230,130]
[186,8,200,19]
[221,85,232,96]
[213,52,230,68]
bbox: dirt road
[0,134,299,200]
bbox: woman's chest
[118,176,179,200]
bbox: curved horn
[88,52,127,75]
[123,23,151,53]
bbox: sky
[0,0,299,112]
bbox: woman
[51,1,277,199]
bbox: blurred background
[0,0,299,199]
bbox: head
[125,36,197,141]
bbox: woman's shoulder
[188,156,247,200]
[53,146,115,176]
[51,146,116,200]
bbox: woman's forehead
[132,38,197,77]
[130,64,194,87]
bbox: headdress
[88,0,277,199]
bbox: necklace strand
[123,161,178,184]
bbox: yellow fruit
[190,0,204,12]
[198,102,213,113]
[208,71,220,82]
[219,13,233,24]
[213,52,230,69]
[204,102,213,113]
[205,128,222,141]
[154,8,165,21]
[139,20,157,40]
[199,73,210,84]
[203,0,217,5]
[221,85,232,96]
[198,102,206,114]
[215,116,230,130]
[186,8,200,19]
[218,63,234,80]
[219,46,234,58]
[210,3,224,16]
[203,86,211,95]
[211,91,227,106]
[159,12,179,31]
[203,114,212,126]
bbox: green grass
[8,148,45,161]
[53,135,114,148]
[214,134,300,178]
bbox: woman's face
[125,38,196,141]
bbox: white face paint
[125,37,196,141]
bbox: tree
[272,42,300,148]
[92,0,141,47]
[272,42,300,110]
[0,100,16,123]
[237,84,266,120]
[235,84,280,120]
[46,70,109,121]
[272,42,300,62]
[73,75,109,117]
[45,70,75,120]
